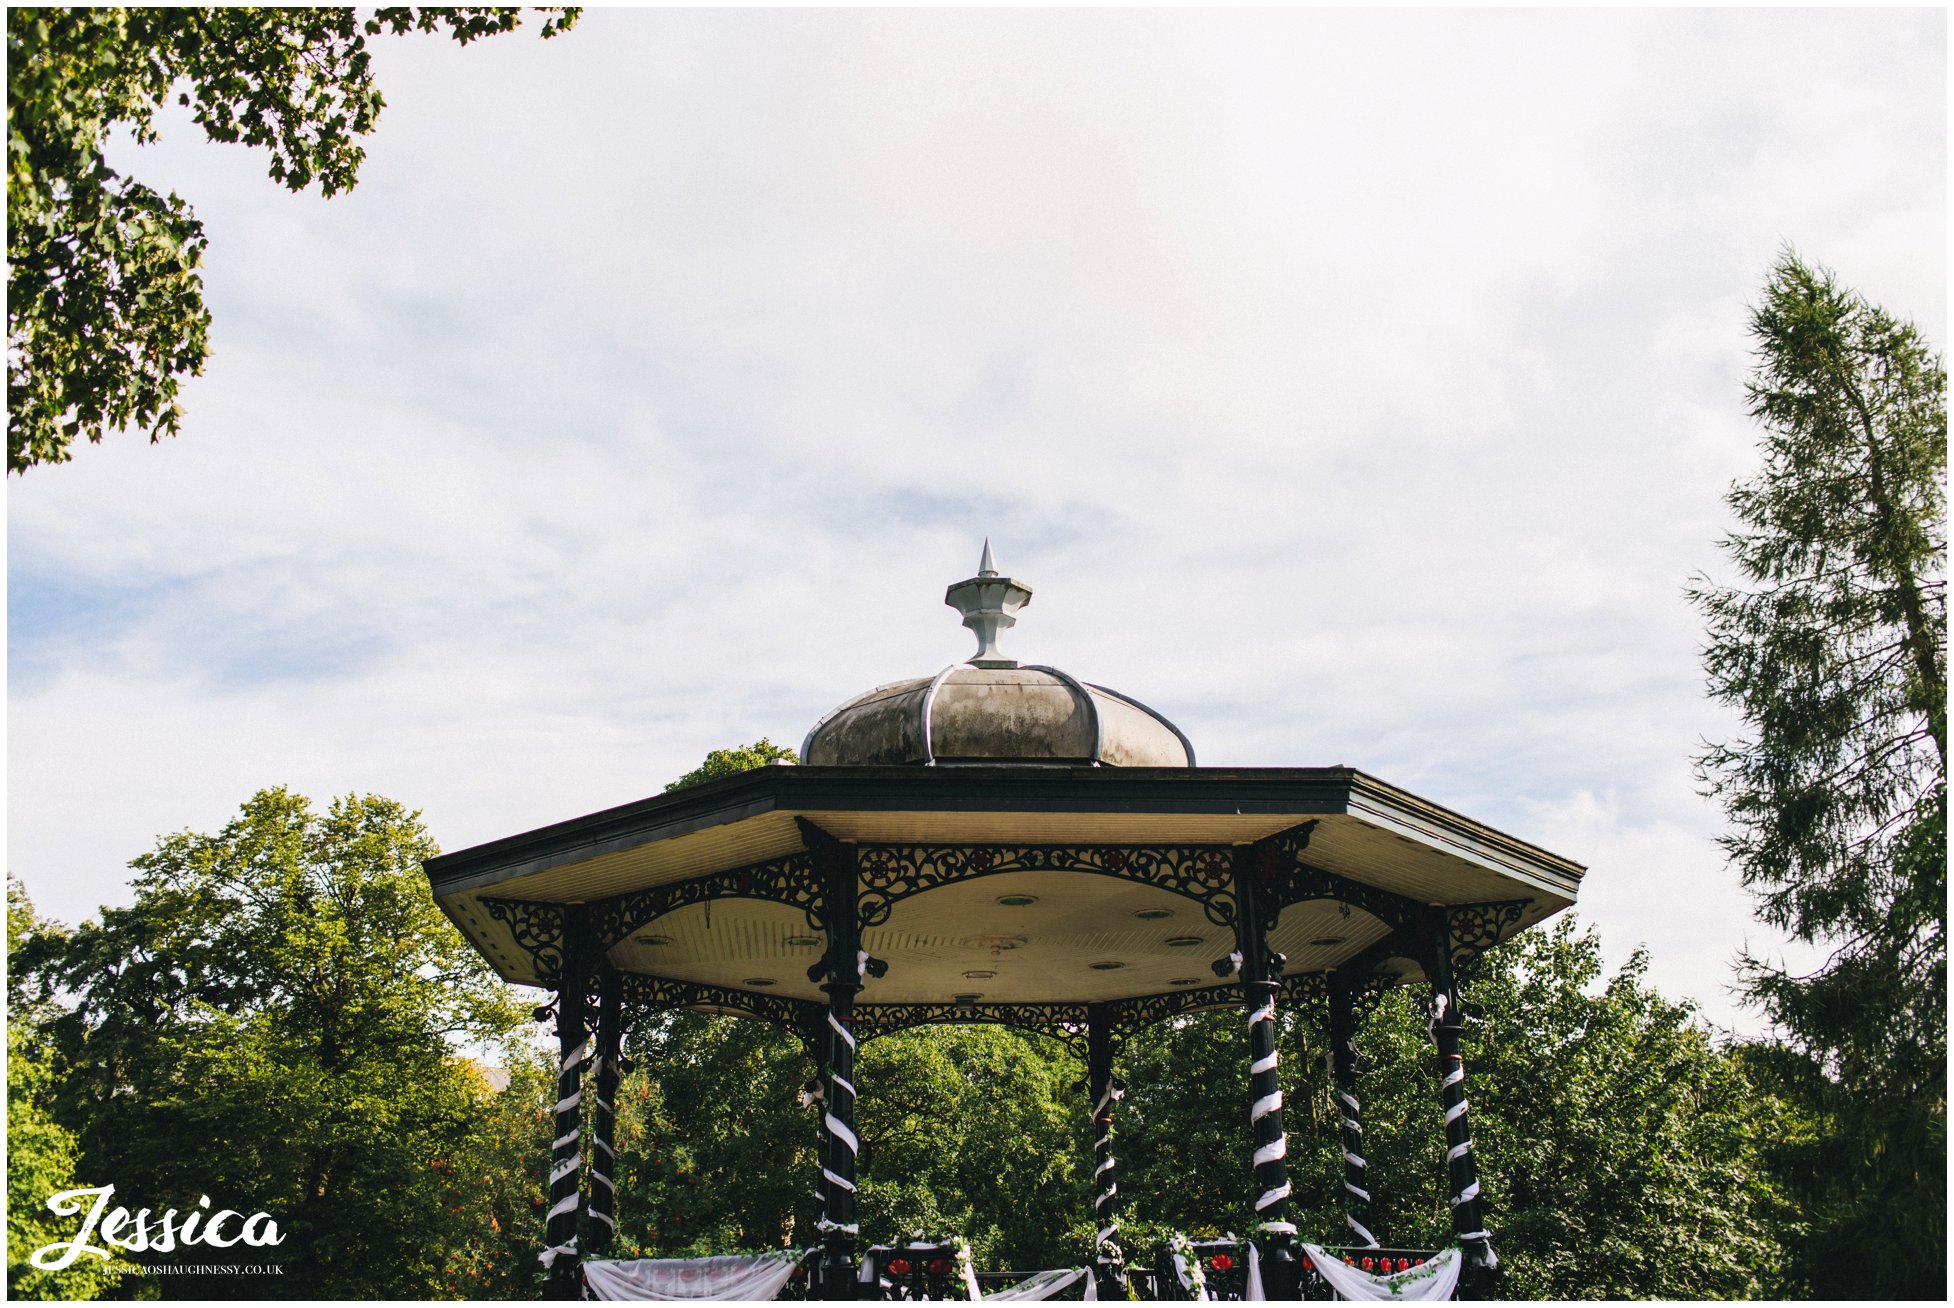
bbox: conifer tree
[1690,252,1945,1297]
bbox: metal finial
[945,545,1031,669]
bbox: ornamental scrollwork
[481,898,567,985]
[1448,899,1531,967]
[619,974,825,1052]
[1323,970,1400,1025]
[854,1002,1094,1058]
[1281,971,1333,1009]
[852,843,1240,928]
[1103,983,1241,1042]
[591,851,825,949]
[1243,820,1431,934]
[1271,862,1428,933]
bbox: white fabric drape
[980,1267,1088,1301]
[582,1251,807,1301]
[1170,1252,1210,1302]
[1299,1246,1462,1302]
[857,1261,1095,1303]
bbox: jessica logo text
[30,1186,285,1271]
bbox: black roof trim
[424,766,1585,899]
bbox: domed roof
[802,546,1195,768]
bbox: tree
[665,738,800,792]
[17,789,531,1299]
[1689,252,1946,1297]
[7,879,125,1301]
[1115,921,1801,1299]
[7,6,578,474]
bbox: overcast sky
[9,6,1945,1036]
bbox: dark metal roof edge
[1342,770,1587,894]
[423,765,1581,899]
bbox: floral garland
[1380,1246,1454,1296]
[887,1231,980,1299]
[1166,1233,1207,1299]
[952,1235,978,1300]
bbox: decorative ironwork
[481,897,568,984]
[864,1243,966,1301]
[844,975,1378,1056]
[591,851,825,949]
[618,974,824,1051]
[1103,983,1241,1042]
[852,842,1241,928]
[1242,820,1432,941]
[1448,899,1532,966]
[1280,971,1334,1008]
[854,1001,1093,1057]
[1330,931,1422,1015]
[1150,1238,1254,1301]
[1273,863,1427,933]
[1341,973,1398,1025]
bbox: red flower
[1210,1254,1234,1271]
[1361,1257,1375,1271]
[889,1259,913,1276]
[926,1259,953,1276]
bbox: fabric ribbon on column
[1245,996,1295,1234]
[1427,972,1498,1272]
[1092,1078,1125,1252]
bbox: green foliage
[1453,924,1796,1298]
[8,880,125,1301]
[441,1051,556,1298]
[853,1026,1083,1269]
[1114,922,1798,1298]
[7,6,579,473]
[1117,1011,1256,1236]
[1690,252,1947,1297]
[665,738,800,792]
[613,1012,816,1255]
[609,1016,1088,1270]
[16,788,531,1299]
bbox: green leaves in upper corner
[7,7,581,475]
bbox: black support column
[1231,848,1298,1298]
[588,963,624,1252]
[1327,972,1381,1251]
[1085,1004,1127,1296]
[811,832,862,1299]
[1425,911,1496,1289]
[543,908,593,1299]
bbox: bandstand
[423,548,1584,1300]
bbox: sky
[8,6,1946,1037]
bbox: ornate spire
[944,543,1032,669]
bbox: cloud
[9,8,1943,1036]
